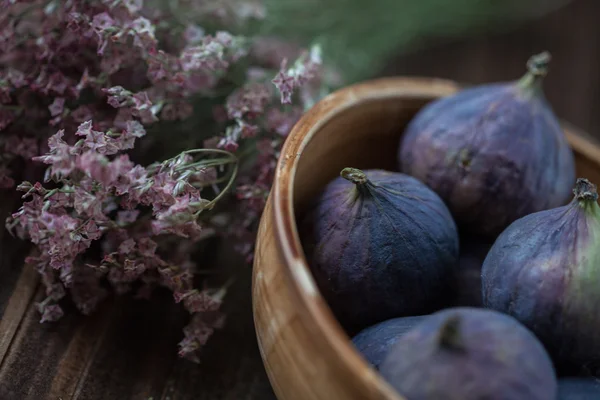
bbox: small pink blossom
[226,83,271,119]
[118,238,136,254]
[104,86,132,108]
[38,304,64,323]
[123,0,144,14]
[76,152,118,186]
[48,97,66,117]
[137,237,157,256]
[272,44,323,104]
[129,17,157,49]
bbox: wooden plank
[157,268,276,400]
[71,290,186,400]
[0,260,39,365]
[0,287,101,399]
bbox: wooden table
[2,1,599,397]
[0,193,276,400]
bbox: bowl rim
[270,76,463,398]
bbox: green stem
[340,167,368,185]
[200,161,239,212]
[517,51,551,94]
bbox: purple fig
[351,315,426,370]
[398,52,576,238]
[482,178,600,374]
[299,167,459,332]
[558,378,600,400]
[451,235,493,307]
[379,307,557,400]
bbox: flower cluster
[7,121,238,360]
[1,0,335,360]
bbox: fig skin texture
[351,316,426,370]
[558,378,600,400]
[379,307,557,400]
[398,52,576,238]
[482,178,600,374]
[299,167,459,333]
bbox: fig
[398,51,576,237]
[482,178,600,374]
[351,316,426,370]
[558,378,600,400]
[299,167,459,332]
[451,235,493,307]
[379,307,557,400]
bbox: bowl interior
[292,97,433,218]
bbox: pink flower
[91,12,118,55]
[272,63,296,105]
[178,312,226,362]
[76,152,115,186]
[33,130,76,177]
[82,220,102,240]
[217,134,239,152]
[74,186,104,219]
[38,304,64,323]
[104,86,132,108]
[118,238,136,254]
[131,91,159,124]
[48,97,66,117]
[123,0,144,14]
[272,44,323,104]
[137,237,157,257]
[226,83,271,119]
[179,32,247,73]
[128,17,157,50]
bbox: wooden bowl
[251,77,600,400]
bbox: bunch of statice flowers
[1,0,336,362]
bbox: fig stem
[341,167,368,185]
[573,178,599,202]
[438,315,466,352]
[517,51,551,93]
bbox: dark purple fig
[482,178,600,374]
[379,307,557,400]
[299,167,459,332]
[398,51,576,238]
[558,378,600,400]
[351,315,426,370]
[451,235,493,307]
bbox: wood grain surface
[0,185,276,400]
[0,0,599,398]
